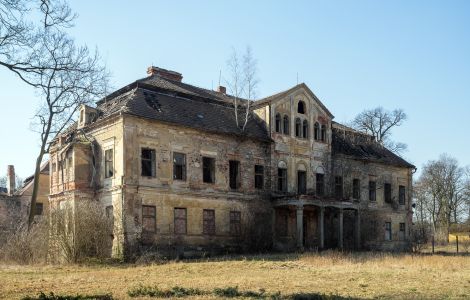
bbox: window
[297,100,305,114]
[275,113,281,133]
[335,176,343,200]
[141,148,156,177]
[399,185,406,205]
[142,205,156,233]
[174,208,187,235]
[203,209,215,235]
[297,170,306,194]
[278,168,287,192]
[35,203,43,216]
[230,211,241,236]
[369,181,376,201]
[316,173,325,196]
[321,124,327,141]
[277,210,288,236]
[385,222,392,241]
[173,152,186,181]
[254,165,264,189]
[353,179,360,200]
[202,157,215,183]
[314,122,320,140]
[295,118,301,137]
[384,183,392,203]
[283,115,289,135]
[399,222,405,241]
[104,149,114,178]
[229,160,240,190]
[302,120,308,138]
[105,205,113,219]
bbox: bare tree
[225,46,259,131]
[352,107,407,154]
[0,1,109,227]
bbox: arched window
[321,124,327,142]
[314,122,320,140]
[295,118,301,137]
[302,120,308,138]
[275,113,281,133]
[283,115,289,135]
[297,101,306,114]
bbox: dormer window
[297,101,305,114]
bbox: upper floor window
[335,176,343,200]
[105,149,114,179]
[297,170,306,194]
[229,160,240,190]
[399,185,406,205]
[302,120,308,138]
[278,168,287,192]
[297,101,306,114]
[283,115,289,135]
[254,165,264,189]
[321,124,327,142]
[275,113,281,133]
[295,118,301,137]
[353,178,360,200]
[384,183,392,203]
[314,122,320,140]
[369,181,376,201]
[173,152,186,181]
[202,157,215,183]
[316,173,325,196]
[141,148,156,177]
[399,222,405,240]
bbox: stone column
[338,208,343,250]
[296,205,304,249]
[319,206,325,249]
[355,210,361,249]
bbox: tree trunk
[28,148,46,228]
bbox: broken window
[229,160,240,190]
[275,113,281,133]
[35,203,43,216]
[278,168,287,192]
[104,149,114,178]
[203,209,215,235]
[174,208,187,235]
[353,178,360,200]
[295,118,301,137]
[230,211,241,236]
[385,222,392,241]
[173,152,186,181]
[297,101,306,114]
[399,185,406,205]
[302,120,308,138]
[283,115,289,135]
[254,165,264,189]
[314,122,320,140]
[321,124,327,142]
[335,176,343,200]
[297,170,306,194]
[369,181,376,201]
[399,222,405,241]
[142,205,156,233]
[384,183,392,203]
[141,148,156,177]
[202,157,215,183]
[316,173,324,196]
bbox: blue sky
[1,0,469,178]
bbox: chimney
[6,165,15,196]
[217,85,226,94]
[147,66,183,82]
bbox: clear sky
[1,0,469,179]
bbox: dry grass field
[0,251,469,300]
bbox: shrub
[21,292,113,300]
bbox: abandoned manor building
[48,66,415,258]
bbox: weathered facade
[49,66,415,259]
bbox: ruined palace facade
[48,66,415,259]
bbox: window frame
[334,176,343,200]
[275,113,281,133]
[283,115,289,135]
[229,160,240,190]
[104,148,114,179]
[202,156,216,184]
[297,100,306,114]
[314,122,320,140]
[173,152,187,181]
[230,211,241,236]
[278,168,287,192]
[384,183,392,203]
[352,178,360,200]
[142,205,156,233]
[295,118,301,137]
[316,173,325,196]
[399,185,406,205]
[320,124,327,142]
[174,207,187,235]
[203,209,216,235]
[297,170,307,194]
[254,165,264,189]
[369,180,376,201]
[302,120,308,138]
[141,148,156,177]
[399,222,406,241]
[385,222,392,241]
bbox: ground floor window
[203,209,215,235]
[142,205,156,233]
[174,208,187,234]
[385,222,392,241]
[230,211,241,236]
[399,222,405,241]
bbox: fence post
[432,235,435,254]
[456,235,459,253]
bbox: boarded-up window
[399,185,406,205]
[142,205,156,233]
[369,181,376,201]
[297,171,306,194]
[174,208,187,235]
[385,222,392,241]
[203,209,215,235]
[278,168,287,192]
[230,211,241,236]
[173,152,186,181]
[254,165,264,189]
[202,157,215,183]
[353,179,360,200]
[399,222,405,241]
[335,176,343,200]
[105,149,114,178]
[141,148,156,177]
[316,173,324,196]
[384,183,392,203]
[229,160,240,190]
[35,203,43,215]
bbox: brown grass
[1,251,469,299]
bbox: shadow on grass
[21,292,113,300]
